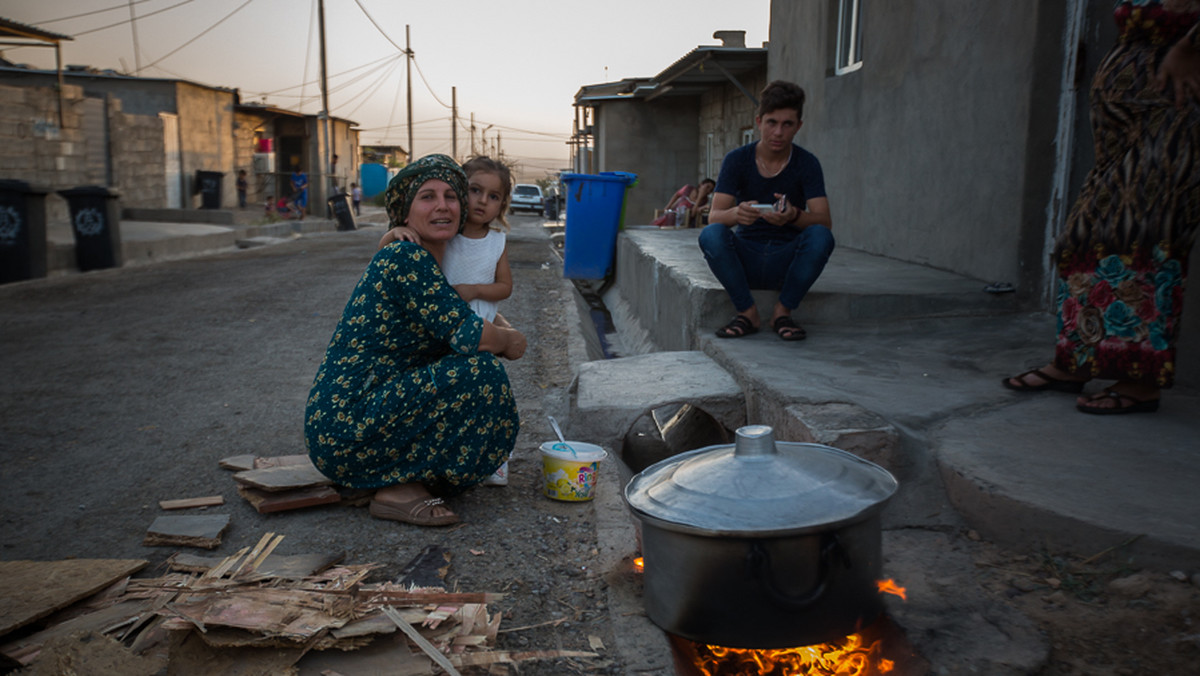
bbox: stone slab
[567,350,745,455]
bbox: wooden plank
[168,551,345,580]
[296,632,432,676]
[0,600,151,665]
[217,454,256,471]
[0,559,147,636]
[233,463,331,492]
[158,495,225,510]
[253,454,312,469]
[237,485,340,513]
[380,606,462,676]
[142,514,230,549]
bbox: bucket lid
[541,441,606,462]
[624,425,898,537]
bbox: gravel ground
[0,214,633,674]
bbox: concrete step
[613,227,1020,352]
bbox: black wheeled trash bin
[196,170,223,209]
[543,194,559,220]
[327,192,356,231]
[58,186,122,271]
[0,179,50,284]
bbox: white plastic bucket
[540,441,607,502]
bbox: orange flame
[691,632,890,676]
[876,579,906,601]
[633,557,644,573]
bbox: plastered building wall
[595,97,699,224]
[176,83,236,208]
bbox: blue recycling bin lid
[562,172,638,186]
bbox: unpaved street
[0,215,632,674]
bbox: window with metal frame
[835,0,863,75]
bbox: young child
[377,157,515,485]
[350,182,363,216]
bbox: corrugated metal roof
[0,16,73,43]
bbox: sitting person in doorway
[652,178,715,227]
[698,80,835,341]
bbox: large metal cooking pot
[624,424,898,649]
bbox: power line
[139,0,255,71]
[64,0,196,38]
[33,0,159,25]
[349,0,405,53]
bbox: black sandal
[1002,368,1085,393]
[1076,388,1160,415]
[772,316,807,341]
[715,315,759,338]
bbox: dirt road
[0,214,630,674]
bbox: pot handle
[746,534,850,610]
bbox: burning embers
[665,579,911,676]
[675,632,893,676]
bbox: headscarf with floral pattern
[383,154,468,229]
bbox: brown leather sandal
[369,495,459,526]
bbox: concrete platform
[594,227,1200,572]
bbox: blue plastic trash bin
[561,172,637,279]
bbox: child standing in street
[350,182,363,216]
[377,156,515,485]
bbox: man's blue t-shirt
[715,141,826,243]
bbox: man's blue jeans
[698,223,836,313]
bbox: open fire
[667,579,913,676]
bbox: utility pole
[451,86,457,161]
[470,113,476,156]
[406,25,413,161]
[318,0,332,204]
[127,0,141,74]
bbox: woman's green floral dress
[304,242,518,493]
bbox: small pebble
[966,529,981,541]
[1169,570,1188,582]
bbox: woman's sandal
[772,316,807,341]
[369,496,460,526]
[715,315,759,338]
[1002,368,1085,393]
[1076,388,1160,415]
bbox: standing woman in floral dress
[1005,0,1200,413]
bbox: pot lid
[624,425,898,536]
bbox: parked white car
[510,184,544,213]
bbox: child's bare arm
[452,249,513,303]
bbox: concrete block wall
[697,70,767,180]
[0,83,100,224]
[109,98,166,208]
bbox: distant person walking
[236,169,248,208]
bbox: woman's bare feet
[1004,364,1089,392]
[370,483,459,526]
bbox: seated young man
[699,80,835,341]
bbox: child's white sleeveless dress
[441,229,506,322]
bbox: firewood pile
[0,533,596,675]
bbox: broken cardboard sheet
[0,559,147,636]
[143,514,230,549]
[1,536,596,675]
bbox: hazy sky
[2,0,771,178]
